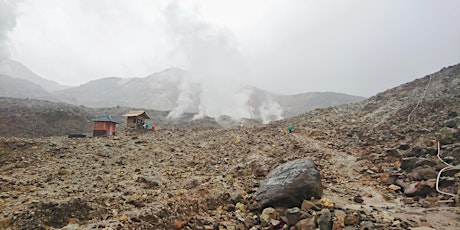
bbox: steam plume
[164,1,252,120]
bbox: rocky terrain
[0,64,459,229]
[0,97,222,138]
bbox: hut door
[108,125,113,135]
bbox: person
[288,125,293,133]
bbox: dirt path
[292,133,460,230]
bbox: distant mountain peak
[0,59,70,92]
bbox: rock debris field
[0,64,459,229]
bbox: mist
[0,0,17,62]
[2,0,459,114]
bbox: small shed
[122,110,150,129]
[91,115,121,137]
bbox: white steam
[163,2,284,123]
[167,73,201,119]
[258,100,283,124]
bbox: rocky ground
[0,64,459,229]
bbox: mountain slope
[54,68,184,110]
[0,59,69,92]
[54,68,365,121]
[0,75,56,100]
[0,97,220,137]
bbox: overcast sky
[2,0,460,97]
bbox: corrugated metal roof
[122,110,150,119]
[91,115,122,123]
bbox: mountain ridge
[0,60,365,121]
[0,59,70,92]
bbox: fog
[1,0,460,99]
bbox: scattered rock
[404,181,436,197]
[333,210,346,229]
[353,196,364,204]
[317,209,332,230]
[284,207,301,226]
[388,184,401,191]
[295,217,316,230]
[260,207,278,224]
[401,157,418,171]
[301,200,321,211]
[344,211,360,226]
[408,167,438,180]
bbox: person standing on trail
[288,125,293,133]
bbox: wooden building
[122,110,150,129]
[91,115,121,137]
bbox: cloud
[0,0,18,62]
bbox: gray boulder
[255,158,323,209]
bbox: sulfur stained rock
[260,207,278,224]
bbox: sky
[1,0,460,97]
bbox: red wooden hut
[91,115,121,137]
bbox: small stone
[58,168,68,175]
[284,207,301,226]
[243,216,256,228]
[408,167,438,180]
[388,184,401,191]
[119,215,128,222]
[270,219,281,227]
[379,211,394,223]
[353,196,364,204]
[344,212,360,226]
[401,198,415,204]
[235,202,245,211]
[28,186,38,192]
[401,157,418,171]
[301,200,321,211]
[172,220,183,229]
[260,207,277,223]
[229,193,243,204]
[317,209,332,230]
[333,210,346,229]
[0,218,10,229]
[320,197,334,208]
[392,220,401,228]
[295,217,316,230]
[398,143,410,150]
[223,203,235,212]
[404,181,436,197]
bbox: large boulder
[255,158,323,209]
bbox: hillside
[0,64,458,229]
[53,68,364,121]
[0,60,69,92]
[0,75,56,101]
[0,97,221,138]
